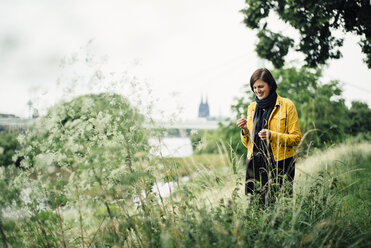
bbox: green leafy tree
[348,101,371,135]
[299,82,350,147]
[273,67,350,147]
[241,1,371,68]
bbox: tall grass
[1,141,370,247]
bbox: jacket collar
[275,94,283,107]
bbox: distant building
[0,113,34,132]
[198,95,210,118]
[0,113,19,118]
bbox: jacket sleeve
[269,101,302,147]
[241,129,249,148]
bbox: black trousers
[245,153,295,204]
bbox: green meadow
[1,136,370,247]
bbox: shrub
[0,129,20,167]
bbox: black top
[253,91,277,156]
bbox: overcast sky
[1,0,371,120]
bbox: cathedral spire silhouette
[198,93,210,118]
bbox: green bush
[190,130,221,154]
[17,93,150,170]
[0,129,20,167]
[1,93,155,247]
[348,101,371,136]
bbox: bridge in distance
[0,117,226,131]
[157,119,225,130]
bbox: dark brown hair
[249,68,277,92]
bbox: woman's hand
[258,129,271,140]
[236,118,248,135]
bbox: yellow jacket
[241,95,302,162]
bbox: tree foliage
[241,0,371,68]
[256,28,294,68]
[348,101,371,135]
[273,67,350,147]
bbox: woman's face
[253,79,270,100]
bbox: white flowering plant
[6,92,162,246]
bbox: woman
[236,68,302,204]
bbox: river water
[148,137,193,157]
